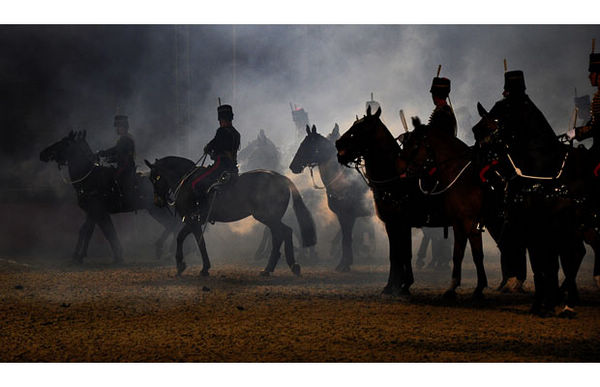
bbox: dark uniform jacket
[488,93,562,175]
[575,90,600,151]
[204,125,241,168]
[99,134,135,175]
[428,104,457,137]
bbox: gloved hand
[411,116,422,129]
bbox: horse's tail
[287,178,317,247]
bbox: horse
[39,130,180,263]
[474,103,600,315]
[335,106,487,299]
[289,124,374,272]
[144,156,317,277]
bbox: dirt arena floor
[1,254,599,362]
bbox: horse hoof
[259,270,271,277]
[557,306,577,319]
[443,289,457,301]
[176,261,187,276]
[200,270,210,277]
[472,290,485,304]
[291,264,301,277]
[335,264,351,273]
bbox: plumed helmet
[430,77,451,98]
[114,115,129,129]
[504,70,526,94]
[218,104,234,121]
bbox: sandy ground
[1,256,599,362]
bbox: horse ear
[144,159,154,169]
[366,105,372,116]
[477,102,488,118]
[374,107,381,118]
[306,125,311,135]
[311,125,317,134]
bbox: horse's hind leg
[261,223,283,276]
[96,213,123,263]
[175,223,193,276]
[191,222,211,276]
[469,231,487,300]
[254,226,271,262]
[74,214,95,263]
[335,215,356,273]
[281,222,301,276]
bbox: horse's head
[40,130,90,166]
[289,124,335,174]
[144,158,171,208]
[336,105,382,166]
[472,102,500,145]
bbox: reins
[168,153,210,207]
[418,160,472,195]
[60,163,98,185]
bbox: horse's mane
[156,156,196,170]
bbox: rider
[97,114,136,209]
[191,103,241,212]
[428,76,457,137]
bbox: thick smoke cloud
[0,25,597,263]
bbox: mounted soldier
[428,67,457,137]
[238,129,281,173]
[191,103,241,214]
[567,39,600,226]
[97,114,136,210]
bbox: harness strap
[506,151,568,180]
[419,160,472,196]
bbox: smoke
[0,25,594,273]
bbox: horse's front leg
[74,214,95,263]
[335,214,356,272]
[444,224,468,300]
[468,229,487,301]
[383,221,411,296]
[175,223,193,277]
[191,222,211,276]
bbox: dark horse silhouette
[290,124,373,272]
[144,156,316,277]
[39,131,180,263]
[336,106,487,299]
[474,103,600,315]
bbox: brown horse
[290,124,373,272]
[336,106,487,299]
[144,156,316,277]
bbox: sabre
[399,109,408,132]
[437,64,442,77]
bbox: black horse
[474,103,600,315]
[144,156,316,277]
[290,124,374,272]
[40,131,180,263]
[336,106,487,299]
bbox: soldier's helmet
[114,115,129,129]
[218,104,234,121]
[430,77,451,98]
[504,70,526,94]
